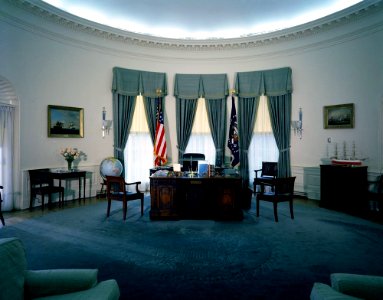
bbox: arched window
[248,96,279,183]
[124,95,152,191]
[185,98,215,164]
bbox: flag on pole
[154,98,167,166]
[227,96,239,167]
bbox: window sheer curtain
[0,105,15,211]
[124,96,152,191]
[185,99,216,164]
[248,96,279,185]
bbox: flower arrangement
[60,147,80,161]
[60,148,80,170]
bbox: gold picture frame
[48,105,84,138]
[323,103,354,129]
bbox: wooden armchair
[106,176,144,220]
[255,176,296,222]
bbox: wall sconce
[102,107,112,138]
[291,107,303,139]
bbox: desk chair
[29,169,64,210]
[255,176,296,222]
[106,176,144,220]
[0,186,4,226]
[182,153,205,172]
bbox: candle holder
[102,107,112,138]
[291,107,303,139]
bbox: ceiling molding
[5,0,383,52]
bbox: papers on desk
[152,170,169,177]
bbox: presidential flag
[154,98,167,166]
[227,96,239,167]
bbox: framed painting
[323,103,354,129]
[48,105,84,138]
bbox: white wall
[1,1,382,208]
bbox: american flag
[154,98,167,166]
[227,96,239,167]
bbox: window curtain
[234,67,293,184]
[263,68,293,178]
[201,74,228,167]
[0,105,15,211]
[268,94,292,177]
[174,74,201,161]
[174,73,228,164]
[112,67,168,171]
[238,97,259,187]
[112,94,136,170]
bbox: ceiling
[42,0,363,39]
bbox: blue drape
[234,67,293,182]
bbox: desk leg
[79,176,82,204]
[59,179,63,207]
[83,175,86,203]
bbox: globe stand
[98,157,124,199]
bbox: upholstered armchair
[310,273,383,300]
[0,237,120,300]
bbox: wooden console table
[150,176,244,221]
[320,164,368,214]
[49,170,87,203]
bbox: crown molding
[4,0,383,52]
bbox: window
[185,98,215,164]
[248,96,279,183]
[124,96,153,192]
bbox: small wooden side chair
[255,176,296,222]
[29,169,64,210]
[106,176,144,220]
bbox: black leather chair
[255,176,296,222]
[182,153,205,172]
[0,186,4,226]
[29,169,64,210]
[106,176,144,220]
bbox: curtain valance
[174,73,229,99]
[235,67,292,97]
[112,67,168,97]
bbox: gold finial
[156,88,162,96]
[229,89,236,95]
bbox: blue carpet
[1,197,383,300]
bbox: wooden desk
[49,170,87,203]
[150,176,244,221]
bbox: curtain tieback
[176,146,185,154]
[279,146,291,153]
[114,146,124,152]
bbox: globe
[100,157,123,180]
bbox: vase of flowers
[60,148,80,170]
